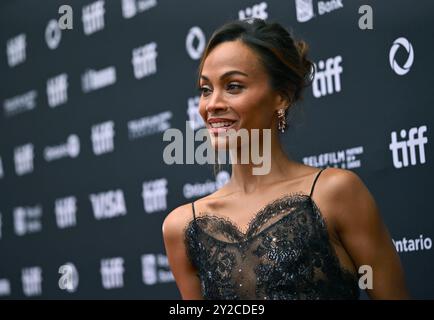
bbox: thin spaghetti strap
[191,202,196,221]
[309,167,326,198]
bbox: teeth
[210,121,234,128]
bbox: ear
[273,91,291,112]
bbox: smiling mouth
[208,120,237,135]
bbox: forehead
[201,40,264,78]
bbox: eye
[198,86,211,96]
[227,83,243,92]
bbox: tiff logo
[100,257,124,289]
[14,205,42,236]
[312,55,343,98]
[141,254,174,285]
[47,73,68,107]
[89,189,127,220]
[142,178,168,213]
[91,121,115,155]
[187,96,205,131]
[389,125,427,169]
[238,2,268,21]
[55,196,77,229]
[121,0,157,19]
[14,143,34,176]
[132,42,158,79]
[22,267,42,297]
[7,33,26,67]
[82,0,105,35]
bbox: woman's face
[198,40,286,150]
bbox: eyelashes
[198,84,244,96]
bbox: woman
[162,18,409,299]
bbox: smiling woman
[162,18,410,300]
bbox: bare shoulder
[318,167,366,195]
[317,167,371,203]
[162,202,194,242]
[162,187,224,238]
[314,167,379,231]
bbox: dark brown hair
[197,18,315,176]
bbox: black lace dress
[183,168,360,300]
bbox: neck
[225,131,297,195]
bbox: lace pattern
[183,192,360,300]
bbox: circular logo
[389,37,414,76]
[186,26,206,60]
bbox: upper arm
[162,204,203,299]
[323,168,410,299]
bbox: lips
[207,118,237,135]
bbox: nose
[205,90,229,115]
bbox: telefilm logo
[162,121,272,175]
[303,146,363,169]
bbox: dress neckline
[189,191,313,242]
[184,191,360,284]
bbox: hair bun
[294,39,315,101]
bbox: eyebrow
[200,70,249,81]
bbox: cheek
[198,99,207,119]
